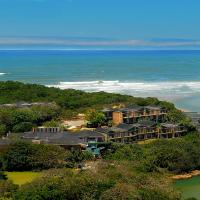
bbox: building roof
[137,120,157,127]
[96,125,131,133]
[144,106,161,110]
[109,127,127,133]
[117,123,136,130]
[22,130,105,146]
[97,121,157,134]
[161,123,180,128]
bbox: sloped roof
[137,120,157,127]
[161,123,180,128]
[144,106,161,110]
[22,130,105,145]
[117,123,136,130]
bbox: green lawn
[5,171,42,186]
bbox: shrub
[65,150,93,168]
[2,142,67,171]
[12,122,33,133]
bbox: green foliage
[2,142,67,171]
[0,124,6,137]
[32,144,66,170]
[65,150,93,168]
[0,180,18,199]
[11,109,35,126]
[144,137,200,173]
[0,81,194,199]
[0,81,177,112]
[106,133,200,174]
[166,109,195,129]
[99,183,137,200]
[104,143,144,161]
[0,104,60,135]
[2,142,34,171]
[43,119,60,127]
[11,164,181,200]
[12,122,33,133]
[86,109,106,127]
[138,188,179,200]
[0,172,7,180]
[13,169,115,200]
[0,81,191,132]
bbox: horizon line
[0,48,200,51]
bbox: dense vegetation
[1,142,66,171]
[0,104,60,136]
[1,134,200,199]
[0,81,171,110]
[0,81,194,135]
[0,141,95,172]
[12,166,178,200]
[105,133,200,174]
[0,81,197,199]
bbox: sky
[0,0,200,49]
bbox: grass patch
[5,171,42,186]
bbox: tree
[11,109,36,126]
[2,142,34,171]
[0,124,6,137]
[13,168,114,200]
[32,145,66,170]
[65,150,93,168]
[0,172,7,180]
[43,119,60,127]
[0,180,18,199]
[167,109,186,123]
[86,109,105,127]
[2,142,67,171]
[12,122,33,133]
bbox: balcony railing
[109,128,186,140]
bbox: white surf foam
[0,73,6,75]
[47,80,200,100]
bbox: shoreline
[171,170,200,180]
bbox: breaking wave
[0,73,6,75]
[47,80,200,100]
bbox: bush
[0,180,18,199]
[0,124,6,137]
[104,143,144,161]
[0,172,7,180]
[65,150,93,168]
[86,109,106,127]
[105,134,200,174]
[144,136,200,173]
[12,164,181,200]
[2,142,34,171]
[43,119,60,127]
[138,188,179,200]
[2,142,67,171]
[12,122,33,133]
[13,169,114,200]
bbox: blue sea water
[0,50,200,111]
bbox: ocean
[0,50,200,111]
